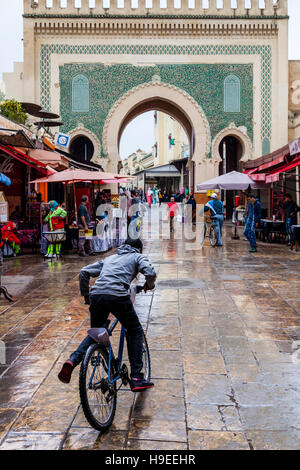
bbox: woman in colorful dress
[44,201,67,258]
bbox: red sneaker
[58,361,74,384]
[130,378,154,392]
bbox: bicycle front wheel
[141,332,151,382]
[79,343,117,432]
[209,225,218,247]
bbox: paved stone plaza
[1,224,300,450]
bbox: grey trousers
[78,237,93,255]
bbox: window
[72,75,90,113]
[224,74,241,113]
[262,138,270,156]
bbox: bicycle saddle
[88,328,110,347]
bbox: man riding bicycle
[204,193,224,246]
[58,237,156,392]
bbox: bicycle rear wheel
[209,225,218,247]
[79,343,117,432]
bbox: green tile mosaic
[40,44,270,154]
[59,62,253,157]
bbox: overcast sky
[0,0,299,158]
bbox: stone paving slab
[1,226,300,449]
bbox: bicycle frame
[88,318,126,389]
[107,319,126,385]
[88,285,141,388]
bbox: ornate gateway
[21,0,288,190]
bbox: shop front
[244,141,300,220]
[0,143,49,253]
[0,144,48,223]
[135,164,181,195]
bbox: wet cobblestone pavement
[1,224,300,450]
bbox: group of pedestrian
[145,186,192,208]
[203,192,262,252]
[41,195,96,258]
[146,186,162,206]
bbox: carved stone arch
[211,123,253,166]
[102,79,211,176]
[68,125,102,166]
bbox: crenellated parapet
[24,0,288,17]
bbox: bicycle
[79,285,151,432]
[202,216,218,247]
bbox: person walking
[78,195,94,257]
[158,188,163,206]
[283,193,299,244]
[204,193,224,246]
[152,186,158,205]
[167,196,179,233]
[187,193,197,224]
[162,189,169,203]
[243,194,262,253]
[146,188,152,207]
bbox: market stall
[0,139,50,254]
[30,169,131,256]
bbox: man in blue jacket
[204,193,224,246]
[244,194,262,253]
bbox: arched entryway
[68,125,102,166]
[218,135,244,176]
[211,124,253,218]
[70,135,94,164]
[218,135,243,219]
[102,79,211,190]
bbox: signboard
[289,62,300,112]
[289,137,300,157]
[55,132,70,150]
[85,229,93,240]
[78,229,93,240]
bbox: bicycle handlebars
[84,284,153,305]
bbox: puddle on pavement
[157,279,205,289]
[218,275,242,281]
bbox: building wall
[2,62,24,102]
[289,61,300,141]
[155,111,189,165]
[4,0,289,190]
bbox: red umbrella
[30,168,116,184]
[30,168,132,221]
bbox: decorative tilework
[262,137,271,156]
[40,44,271,152]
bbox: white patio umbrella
[197,171,257,191]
